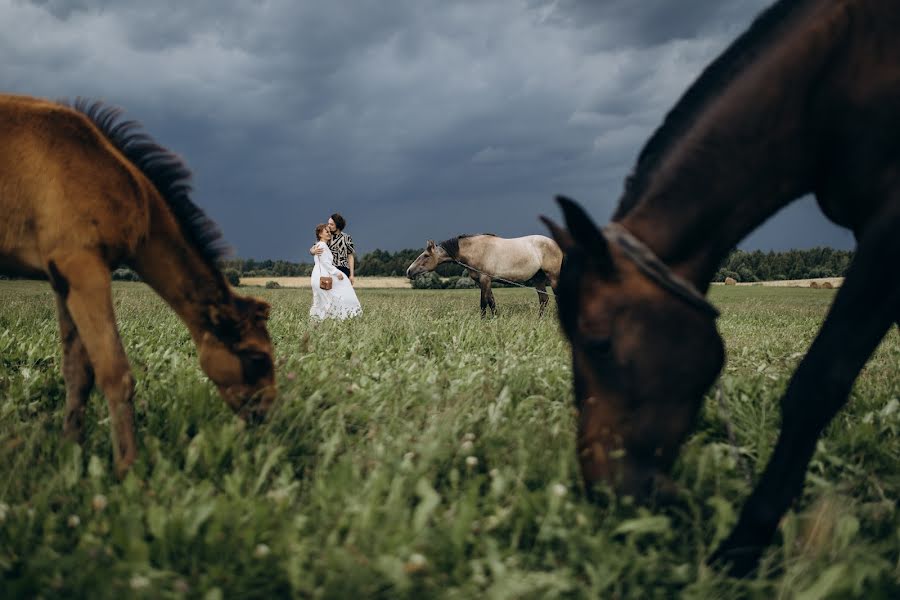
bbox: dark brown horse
[542,0,900,576]
[0,94,277,476]
[406,234,562,315]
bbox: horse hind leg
[710,209,900,576]
[49,252,137,478]
[53,293,95,443]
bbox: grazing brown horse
[0,94,277,476]
[406,234,562,315]
[542,0,900,576]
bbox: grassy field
[0,281,897,598]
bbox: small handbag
[319,276,333,290]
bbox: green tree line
[713,247,853,282]
[219,249,466,280]
[80,246,851,285]
[221,247,853,282]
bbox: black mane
[438,233,496,259]
[62,98,229,264]
[614,0,811,219]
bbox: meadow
[0,281,897,599]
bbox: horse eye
[240,351,272,384]
[581,335,611,356]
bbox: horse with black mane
[0,94,277,477]
[407,234,562,315]
[542,0,900,576]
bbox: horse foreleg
[54,294,95,443]
[710,211,900,576]
[49,253,137,478]
[536,279,549,316]
[479,275,496,317]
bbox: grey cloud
[4,0,850,259]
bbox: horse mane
[61,98,229,264]
[438,233,497,259]
[613,0,811,219]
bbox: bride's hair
[315,223,329,241]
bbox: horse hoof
[708,541,763,578]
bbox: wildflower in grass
[552,483,567,498]
[403,451,415,461]
[465,455,478,468]
[254,543,271,558]
[463,432,476,442]
[489,468,500,479]
[67,514,80,528]
[129,575,150,590]
[460,440,474,452]
[266,489,290,504]
[404,552,428,574]
[92,494,108,512]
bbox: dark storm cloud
[3,0,851,259]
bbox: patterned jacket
[328,231,355,269]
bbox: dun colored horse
[0,94,277,476]
[542,0,900,576]
[406,234,562,315]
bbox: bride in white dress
[310,223,362,320]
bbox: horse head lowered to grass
[407,234,562,316]
[543,0,900,576]
[0,94,277,476]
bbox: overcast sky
[3,0,854,259]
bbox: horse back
[0,95,152,275]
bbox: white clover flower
[92,494,108,512]
[460,440,474,452]
[463,432,476,442]
[465,456,478,468]
[405,552,428,573]
[129,575,150,590]
[254,543,271,558]
[551,483,567,498]
[67,514,80,528]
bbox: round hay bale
[821,281,833,289]
[809,281,820,289]
[724,277,737,286]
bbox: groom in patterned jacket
[311,213,356,285]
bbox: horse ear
[539,215,573,252]
[555,196,610,261]
[426,240,436,251]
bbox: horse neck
[132,204,231,342]
[617,8,835,289]
[453,237,484,268]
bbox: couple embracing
[309,213,362,320]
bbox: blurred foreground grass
[0,281,897,598]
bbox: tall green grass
[0,281,897,598]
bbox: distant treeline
[91,246,853,285]
[713,248,853,282]
[219,249,466,280]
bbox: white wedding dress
[310,241,362,320]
